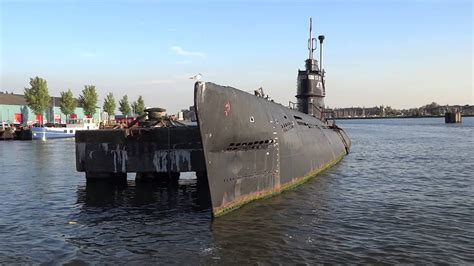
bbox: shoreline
[334,114,473,120]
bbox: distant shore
[334,114,473,120]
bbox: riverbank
[335,114,473,120]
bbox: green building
[0,92,100,125]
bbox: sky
[1,0,472,113]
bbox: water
[0,117,473,264]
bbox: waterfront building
[0,92,100,125]
[332,106,382,118]
[179,106,196,121]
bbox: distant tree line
[23,76,146,123]
[331,101,472,118]
[380,102,444,117]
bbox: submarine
[75,18,351,217]
[194,18,351,216]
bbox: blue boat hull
[31,128,75,139]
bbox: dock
[0,127,15,140]
[0,126,32,140]
[445,111,462,123]
[76,125,207,183]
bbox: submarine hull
[194,82,351,217]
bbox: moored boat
[32,117,98,140]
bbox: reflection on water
[1,118,473,263]
[208,168,343,264]
[69,179,214,264]
[76,179,211,211]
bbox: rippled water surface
[1,117,473,264]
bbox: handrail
[289,101,334,122]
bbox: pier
[445,111,462,123]
[0,127,15,140]
[0,125,32,140]
[76,125,207,183]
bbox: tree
[119,95,131,116]
[131,101,138,116]
[427,102,439,109]
[24,77,50,121]
[79,85,98,117]
[103,93,116,121]
[136,95,145,115]
[379,105,385,117]
[385,106,394,116]
[425,102,441,116]
[59,89,76,118]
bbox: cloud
[171,46,205,58]
[81,52,97,57]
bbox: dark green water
[0,118,473,264]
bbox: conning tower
[296,18,326,116]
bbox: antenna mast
[298,17,326,115]
[318,35,325,74]
[308,17,316,60]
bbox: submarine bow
[194,81,350,217]
[194,18,350,217]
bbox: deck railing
[288,101,335,123]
